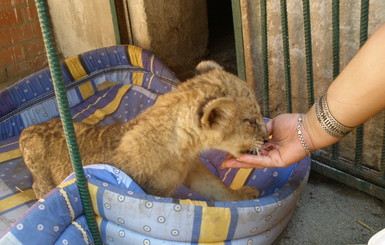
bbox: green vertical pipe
[280,0,292,113]
[359,0,369,46]
[260,0,270,118]
[302,0,314,108]
[34,1,102,244]
[382,120,385,178]
[109,0,122,45]
[231,0,246,80]
[355,0,369,167]
[332,0,340,159]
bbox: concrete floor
[277,172,385,245]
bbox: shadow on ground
[277,172,385,245]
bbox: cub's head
[192,61,268,158]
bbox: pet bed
[0,45,311,244]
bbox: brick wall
[0,0,47,90]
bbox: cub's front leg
[183,159,260,201]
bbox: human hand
[221,113,312,169]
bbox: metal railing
[231,0,385,200]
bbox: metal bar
[331,0,340,159]
[109,0,122,44]
[231,0,246,80]
[280,0,292,113]
[359,0,369,46]
[123,0,134,44]
[230,0,385,201]
[302,0,315,108]
[313,151,385,188]
[260,0,270,117]
[382,118,385,177]
[355,0,369,167]
[34,0,102,243]
[312,160,385,201]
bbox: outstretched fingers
[221,150,288,169]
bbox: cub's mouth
[240,149,261,156]
[239,138,270,156]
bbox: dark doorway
[206,0,237,74]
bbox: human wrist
[316,95,354,137]
[302,106,340,150]
[296,114,311,156]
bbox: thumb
[266,119,273,136]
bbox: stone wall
[239,0,385,170]
[126,0,208,77]
[47,0,117,58]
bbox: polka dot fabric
[1,158,310,245]
[0,45,179,141]
[0,45,311,244]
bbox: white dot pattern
[0,46,310,245]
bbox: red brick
[0,67,7,84]
[25,38,46,58]
[0,77,17,91]
[0,21,41,48]
[0,45,25,67]
[0,0,34,10]
[20,4,38,22]
[29,55,48,71]
[7,54,47,78]
[0,8,23,29]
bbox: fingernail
[237,155,245,161]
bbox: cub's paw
[234,186,260,200]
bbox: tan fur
[19,61,268,201]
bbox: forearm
[328,23,385,127]
[303,23,385,150]
[221,24,385,169]
[303,106,339,150]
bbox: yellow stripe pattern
[179,199,208,207]
[128,46,144,68]
[132,72,144,87]
[96,215,103,229]
[88,183,100,216]
[0,189,36,213]
[82,85,132,125]
[96,81,120,92]
[78,81,95,100]
[58,178,76,189]
[65,56,88,80]
[230,168,253,190]
[199,207,231,243]
[0,148,22,162]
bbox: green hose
[34,0,102,244]
[280,0,292,113]
[302,0,314,108]
[382,122,385,178]
[260,0,270,118]
[332,0,340,159]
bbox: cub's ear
[200,97,237,132]
[195,60,224,75]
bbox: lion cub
[19,61,267,201]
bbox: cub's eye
[243,118,257,126]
